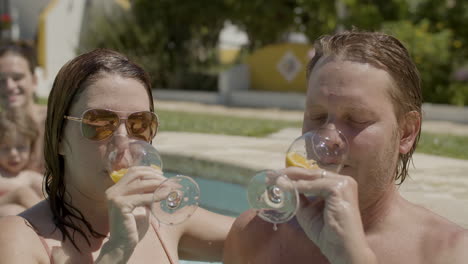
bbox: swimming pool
[191,176,249,216]
[166,173,249,264]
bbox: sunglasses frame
[64,108,159,142]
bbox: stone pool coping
[155,131,468,228]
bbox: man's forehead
[306,59,394,106]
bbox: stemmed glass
[247,127,349,224]
[106,139,200,225]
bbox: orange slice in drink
[285,152,319,170]
[110,165,162,183]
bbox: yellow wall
[37,0,59,71]
[219,48,241,65]
[115,0,131,10]
[246,43,312,92]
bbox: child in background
[0,110,43,216]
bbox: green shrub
[79,2,224,91]
[382,20,454,104]
[449,82,468,106]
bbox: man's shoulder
[428,228,468,264]
[225,209,266,244]
[223,210,274,263]
[417,207,468,263]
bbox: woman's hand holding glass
[102,139,200,259]
[106,139,200,224]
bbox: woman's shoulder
[0,215,50,263]
[0,214,37,235]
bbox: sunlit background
[2,0,468,107]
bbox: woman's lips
[7,93,22,103]
[8,161,20,167]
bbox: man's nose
[313,124,349,164]
[321,116,348,138]
[322,121,337,131]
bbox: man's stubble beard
[358,127,400,208]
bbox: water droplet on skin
[273,223,278,231]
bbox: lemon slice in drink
[110,165,162,183]
[285,152,319,170]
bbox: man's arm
[178,208,235,262]
[223,210,259,264]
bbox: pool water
[166,173,249,264]
[191,176,249,217]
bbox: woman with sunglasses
[0,49,234,263]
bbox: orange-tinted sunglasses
[64,109,159,142]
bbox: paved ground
[156,100,468,136]
[155,100,468,228]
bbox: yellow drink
[285,152,319,170]
[110,164,162,183]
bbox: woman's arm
[178,208,235,261]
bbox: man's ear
[399,111,421,155]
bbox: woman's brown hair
[44,48,154,250]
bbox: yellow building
[246,43,313,93]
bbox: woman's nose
[112,125,130,149]
[106,121,138,171]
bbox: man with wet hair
[223,31,468,264]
